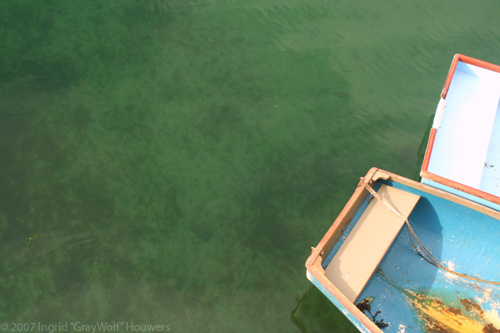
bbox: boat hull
[306,168,500,332]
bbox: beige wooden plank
[325,185,420,303]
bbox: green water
[2,1,500,332]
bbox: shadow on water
[291,286,358,333]
[413,113,435,181]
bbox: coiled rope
[362,181,500,285]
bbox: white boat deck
[427,61,500,196]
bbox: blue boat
[306,55,500,332]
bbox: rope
[361,181,500,285]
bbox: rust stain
[461,298,484,317]
[446,307,462,316]
[483,323,500,333]
[374,269,500,332]
[403,290,499,333]
[408,292,482,332]
[377,269,500,333]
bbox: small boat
[421,55,500,211]
[305,55,500,333]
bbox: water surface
[2,1,500,332]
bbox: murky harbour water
[2,1,500,332]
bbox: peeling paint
[375,269,500,332]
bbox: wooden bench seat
[325,185,420,303]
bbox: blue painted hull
[306,169,500,332]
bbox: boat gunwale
[305,167,500,332]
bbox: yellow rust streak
[406,290,485,333]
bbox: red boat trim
[421,128,436,172]
[420,170,500,206]
[441,54,500,98]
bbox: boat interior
[427,60,500,197]
[320,174,500,332]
